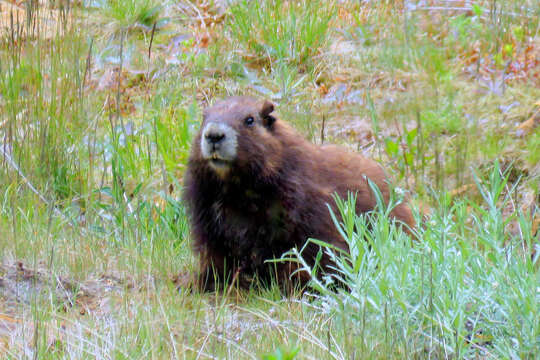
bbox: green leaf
[472,4,483,17]
[406,128,417,146]
[262,345,300,360]
[512,26,524,42]
[405,152,414,166]
[385,138,399,156]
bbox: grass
[228,0,335,69]
[0,0,539,358]
[96,0,163,32]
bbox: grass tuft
[97,0,163,32]
[228,0,335,69]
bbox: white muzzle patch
[200,122,238,170]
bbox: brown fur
[183,96,415,291]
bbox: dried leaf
[0,313,20,340]
[198,33,210,48]
[450,183,476,197]
[318,83,328,96]
[516,109,540,137]
[0,314,20,324]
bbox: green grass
[97,0,163,32]
[228,0,335,69]
[0,0,539,358]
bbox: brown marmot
[183,96,414,291]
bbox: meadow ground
[0,0,538,358]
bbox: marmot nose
[205,131,225,144]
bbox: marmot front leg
[196,249,236,292]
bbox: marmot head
[197,96,281,178]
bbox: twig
[185,1,207,30]
[225,267,242,298]
[116,29,126,132]
[148,22,156,61]
[320,114,326,145]
[81,37,94,98]
[1,145,55,212]
[145,22,156,87]
[412,6,535,19]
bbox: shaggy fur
[183,96,414,291]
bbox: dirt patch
[326,114,374,149]
[0,260,136,355]
[0,262,81,308]
[0,261,131,316]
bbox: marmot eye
[244,116,254,126]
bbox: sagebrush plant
[228,0,335,68]
[284,163,539,358]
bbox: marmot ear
[260,100,276,127]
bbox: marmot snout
[200,122,238,173]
